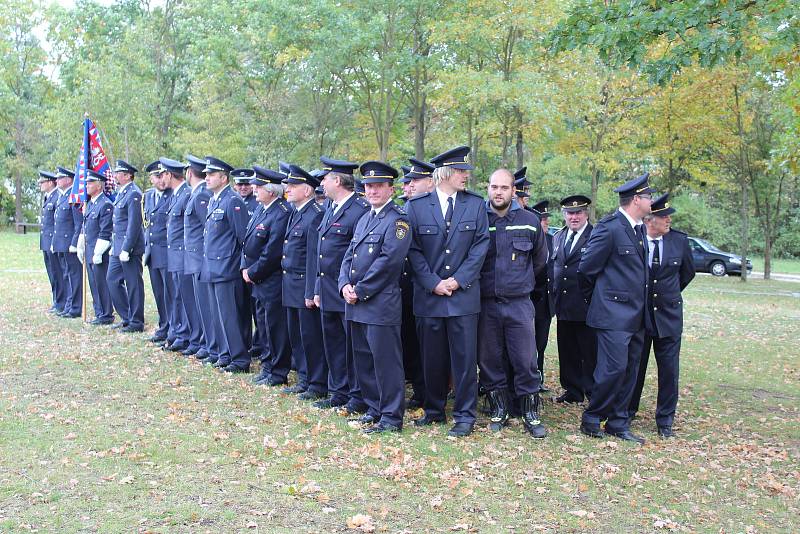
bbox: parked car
[688,236,753,276]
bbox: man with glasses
[578,173,654,444]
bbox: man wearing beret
[281,165,327,397]
[52,167,83,318]
[312,157,371,412]
[579,173,654,444]
[107,160,145,332]
[339,160,412,433]
[405,146,490,437]
[628,193,695,438]
[81,170,115,325]
[201,156,252,372]
[553,195,596,404]
[38,170,64,314]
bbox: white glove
[93,239,110,264]
[76,234,86,264]
[69,245,78,254]
[119,250,130,262]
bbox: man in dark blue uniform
[52,167,83,318]
[144,163,174,344]
[243,166,292,386]
[233,167,261,358]
[339,161,411,433]
[183,155,215,361]
[39,170,64,314]
[513,168,532,210]
[628,194,695,438]
[553,195,596,404]
[405,146,490,437]
[579,173,654,444]
[161,157,196,354]
[82,170,115,325]
[312,157,371,411]
[281,165,327,398]
[530,199,555,390]
[107,160,145,332]
[201,156,251,372]
[479,169,548,438]
[398,159,435,410]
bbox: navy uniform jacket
[314,193,371,312]
[201,185,249,283]
[112,182,145,256]
[52,190,84,252]
[40,189,59,252]
[183,182,212,275]
[649,229,695,338]
[83,194,114,254]
[338,201,411,325]
[281,200,324,308]
[405,190,490,317]
[579,210,649,332]
[241,198,291,286]
[480,203,547,298]
[242,193,258,218]
[166,182,191,273]
[552,223,594,322]
[144,188,173,269]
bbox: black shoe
[341,402,368,416]
[63,312,81,318]
[223,365,250,374]
[539,385,551,394]
[357,414,376,425]
[253,369,271,383]
[211,360,228,369]
[406,398,424,410]
[657,426,674,439]
[121,325,143,332]
[448,422,474,437]
[194,349,210,360]
[363,422,401,434]
[181,348,197,356]
[606,429,645,445]
[298,390,327,401]
[166,342,188,352]
[579,423,605,439]
[201,357,218,366]
[112,322,128,330]
[413,415,445,427]
[282,384,307,395]
[313,397,348,409]
[266,377,288,387]
[521,393,547,439]
[554,392,582,404]
[149,334,167,344]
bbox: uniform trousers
[417,314,479,424]
[87,258,113,321]
[210,278,249,368]
[59,252,83,314]
[320,310,351,403]
[168,272,190,345]
[107,254,145,329]
[192,273,216,359]
[628,334,681,428]
[148,265,172,339]
[350,321,405,427]
[44,251,65,311]
[556,320,597,402]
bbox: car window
[695,238,722,252]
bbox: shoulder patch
[312,202,323,212]
[395,220,409,240]
[280,202,289,212]
[391,203,406,215]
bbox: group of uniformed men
[37,145,695,442]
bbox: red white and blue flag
[69,117,116,204]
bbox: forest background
[1,0,799,277]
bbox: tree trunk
[763,231,772,280]
[414,93,426,159]
[733,83,749,283]
[515,128,524,170]
[590,163,599,222]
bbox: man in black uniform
[530,199,555,390]
[579,173,654,444]
[479,169,548,438]
[628,193,695,438]
[313,157,371,411]
[553,195,596,404]
[339,160,412,433]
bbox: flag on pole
[69,117,114,204]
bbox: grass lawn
[1,230,798,533]
[748,256,800,275]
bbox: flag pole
[81,112,89,323]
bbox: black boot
[487,389,509,432]
[521,393,547,439]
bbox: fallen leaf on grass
[569,510,595,518]
[346,514,375,532]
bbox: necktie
[445,196,454,233]
[651,238,661,267]
[564,231,575,254]
[370,210,377,220]
[332,202,338,213]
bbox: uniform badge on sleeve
[395,220,409,240]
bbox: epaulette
[391,203,406,215]
[670,228,687,237]
[279,201,289,212]
[553,226,567,238]
[598,213,616,224]
[311,201,323,212]
[356,196,370,208]
[463,189,485,199]
[408,191,432,202]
